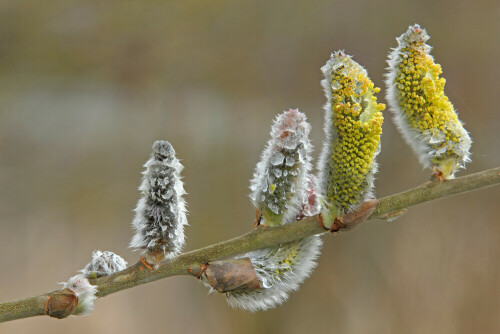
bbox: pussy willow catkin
[214,110,322,311]
[226,236,322,312]
[249,109,313,226]
[62,275,98,316]
[317,51,384,228]
[386,24,471,179]
[130,141,187,265]
[81,250,127,279]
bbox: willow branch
[1,166,499,323]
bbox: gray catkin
[129,141,187,263]
[217,110,322,311]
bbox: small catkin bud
[62,274,98,316]
[318,50,384,227]
[129,140,188,265]
[386,24,471,179]
[81,250,128,279]
[249,109,313,226]
[47,289,78,319]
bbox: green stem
[0,295,50,323]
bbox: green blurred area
[0,0,499,333]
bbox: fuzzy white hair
[81,250,128,278]
[130,140,188,260]
[249,109,313,225]
[225,235,323,312]
[63,274,98,316]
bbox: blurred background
[1,0,499,333]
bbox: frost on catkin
[386,24,471,179]
[317,51,384,227]
[81,250,127,279]
[63,275,98,316]
[130,140,187,264]
[249,109,313,226]
[219,110,322,312]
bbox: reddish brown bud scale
[47,289,78,319]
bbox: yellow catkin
[386,24,471,179]
[318,51,384,226]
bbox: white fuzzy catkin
[219,110,322,312]
[249,109,313,226]
[63,274,98,316]
[385,24,471,179]
[130,140,187,262]
[81,250,128,278]
[226,235,322,312]
[317,51,384,226]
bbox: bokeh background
[1,0,499,333]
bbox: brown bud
[383,209,408,222]
[205,258,261,293]
[334,199,378,231]
[47,289,78,319]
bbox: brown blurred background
[1,0,499,333]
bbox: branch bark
[1,166,499,323]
